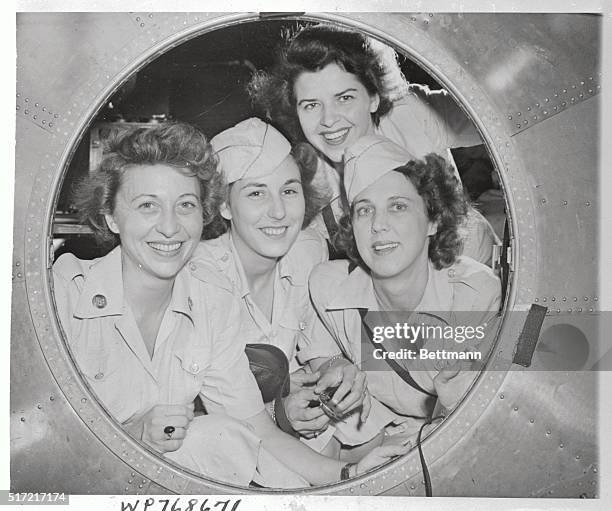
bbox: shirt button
[92,294,107,308]
[299,322,306,331]
[94,372,104,380]
[190,362,199,373]
[189,262,197,271]
[447,268,456,278]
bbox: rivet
[572,84,576,89]
[517,112,522,116]
[562,296,567,301]
[50,396,55,401]
[588,89,593,94]
[523,120,528,125]
[568,309,572,313]
[563,89,567,93]
[584,297,589,301]
[551,297,556,301]
[589,308,593,312]
[140,23,145,27]
[410,16,416,21]
[557,309,561,313]
[576,455,581,459]
[563,200,568,205]
[410,484,416,490]
[579,93,583,98]
[594,297,598,301]
[148,13,153,17]
[128,479,133,484]
[500,394,505,399]
[593,468,598,473]
[33,115,37,120]
[49,123,53,127]
[585,201,591,206]
[529,418,535,423]
[81,398,87,403]
[554,106,558,111]
[543,297,547,302]
[513,406,518,411]
[535,103,540,107]
[138,484,143,489]
[508,115,512,120]
[136,16,140,20]
[571,97,576,102]
[574,297,578,301]
[578,308,583,312]
[516,124,521,128]
[546,430,551,435]
[25,109,29,114]
[54,114,59,118]
[16,105,20,110]
[544,98,549,102]
[429,13,433,16]
[37,404,42,409]
[559,443,564,448]
[535,298,539,302]
[562,102,567,106]
[42,106,46,111]
[25,98,29,102]
[20,417,25,422]
[533,116,538,120]
[543,110,548,115]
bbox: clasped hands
[281,357,371,438]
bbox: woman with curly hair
[309,134,501,423]
[53,122,407,487]
[248,23,497,264]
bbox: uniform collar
[72,246,194,322]
[326,261,454,324]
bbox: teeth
[374,243,398,251]
[149,242,182,252]
[261,227,287,236]
[323,128,348,141]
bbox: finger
[372,444,411,458]
[185,403,195,421]
[160,438,184,453]
[334,371,366,412]
[300,405,327,421]
[314,371,341,394]
[292,371,320,386]
[360,392,372,422]
[294,414,331,432]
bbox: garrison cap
[211,117,292,184]
[344,134,414,204]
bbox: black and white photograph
[6,2,611,509]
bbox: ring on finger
[164,425,175,440]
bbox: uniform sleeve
[196,283,265,420]
[299,261,350,363]
[461,207,500,267]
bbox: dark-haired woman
[249,23,497,264]
[309,135,501,423]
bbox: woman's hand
[125,403,194,453]
[283,370,331,438]
[314,358,371,421]
[354,435,411,476]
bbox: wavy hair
[73,122,225,249]
[335,153,468,270]
[248,23,407,143]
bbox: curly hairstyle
[248,23,407,144]
[335,153,468,270]
[210,141,331,234]
[73,121,225,250]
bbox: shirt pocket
[175,345,209,394]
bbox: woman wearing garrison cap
[309,135,501,428]
[188,118,404,480]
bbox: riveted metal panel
[13,11,599,497]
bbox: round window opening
[49,14,511,493]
